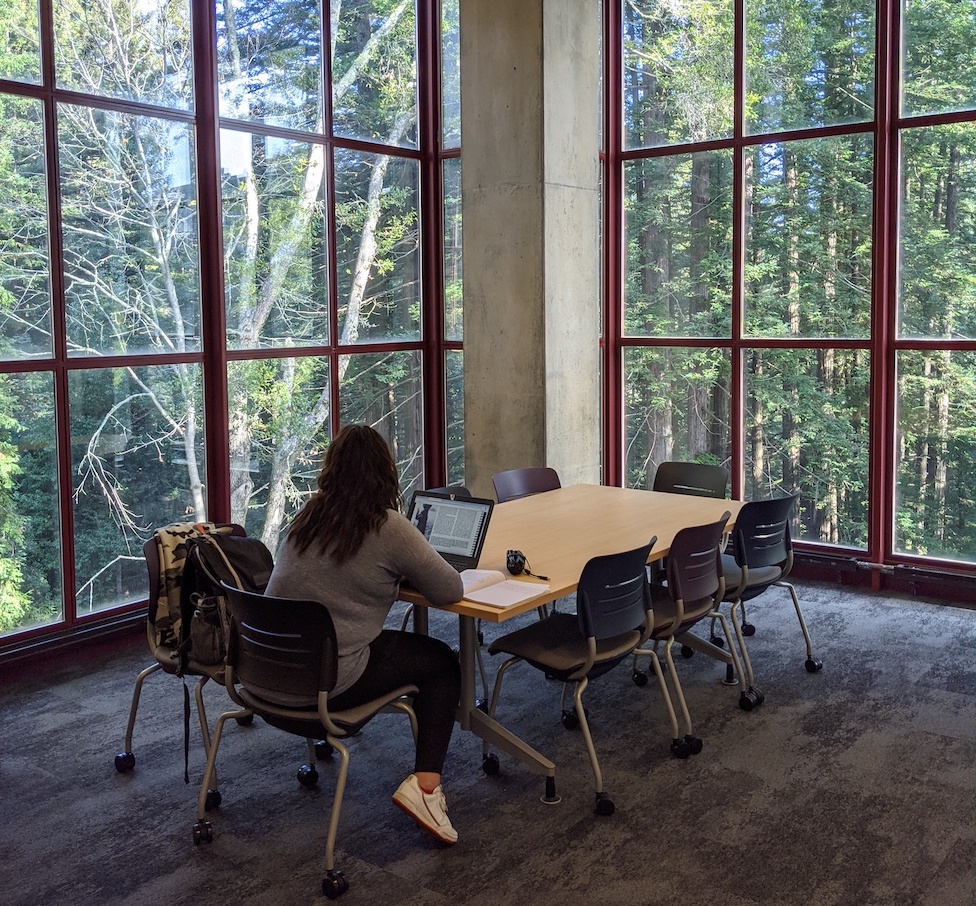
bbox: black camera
[506,549,527,575]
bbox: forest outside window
[0,0,459,648]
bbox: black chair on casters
[721,493,823,711]
[491,466,561,503]
[653,461,730,499]
[633,513,745,750]
[192,586,418,901]
[483,537,656,816]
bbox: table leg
[456,614,558,802]
[676,631,739,685]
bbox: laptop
[406,489,495,571]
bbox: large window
[0,0,461,647]
[611,0,976,567]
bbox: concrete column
[460,0,601,499]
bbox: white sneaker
[392,774,458,844]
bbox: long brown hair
[288,424,403,562]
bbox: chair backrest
[667,512,731,604]
[425,485,472,498]
[576,537,656,640]
[653,461,729,498]
[492,467,561,503]
[223,585,337,706]
[732,494,798,570]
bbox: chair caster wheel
[561,708,586,730]
[685,734,703,755]
[670,737,692,759]
[680,645,694,659]
[482,752,500,776]
[739,686,764,711]
[114,751,135,773]
[315,740,334,760]
[632,669,649,687]
[594,792,615,816]
[805,657,823,673]
[741,621,756,637]
[192,820,213,845]
[322,869,348,899]
[235,713,254,727]
[297,764,319,788]
[709,635,725,648]
[204,788,222,811]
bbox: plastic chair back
[425,485,472,498]
[653,461,729,498]
[576,537,656,640]
[224,586,337,705]
[732,495,798,570]
[492,467,561,503]
[667,513,730,604]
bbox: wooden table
[400,483,744,801]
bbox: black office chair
[650,459,729,599]
[491,467,561,503]
[633,514,745,749]
[483,537,656,816]
[722,494,823,711]
[192,586,418,900]
[653,461,729,498]
[491,468,562,618]
[114,522,249,783]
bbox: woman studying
[265,424,464,844]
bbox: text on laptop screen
[410,494,491,559]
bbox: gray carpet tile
[2,581,976,906]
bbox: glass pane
[443,157,462,341]
[441,0,460,149]
[744,135,873,339]
[745,347,869,547]
[623,346,731,490]
[331,0,418,148]
[898,124,976,339]
[622,0,734,150]
[0,0,41,84]
[623,151,733,338]
[746,0,874,134]
[59,105,201,357]
[339,349,424,496]
[445,349,464,486]
[69,364,206,615]
[216,0,322,132]
[0,371,61,637]
[227,356,331,548]
[335,150,421,343]
[0,96,51,359]
[221,129,329,350]
[895,350,976,562]
[902,0,976,117]
[53,0,193,110]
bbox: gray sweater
[265,510,464,695]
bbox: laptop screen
[406,490,494,569]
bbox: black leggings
[328,630,461,775]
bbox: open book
[460,569,550,608]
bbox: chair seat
[721,553,782,590]
[152,641,225,681]
[237,683,419,738]
[648,585,718,639]
[488,612,643,679]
